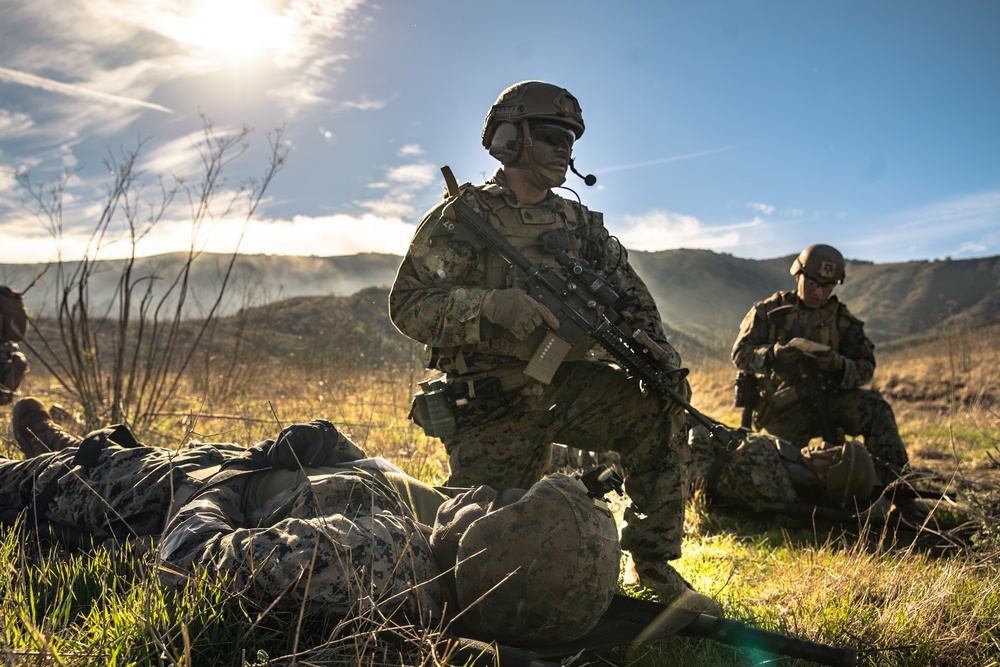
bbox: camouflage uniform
[0,425,239,544]
[158,466,448,626]
[390,169,689,564]
[0,423,449,625]
[0,342,28,405]
[732,290,908,481]
[688,424,802,506]
[0,285,29,406]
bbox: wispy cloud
[0,109,36,138]
[596,140,760,174]
[355,160,438,220]
[614,209,765,251]
[747,202,775,215]
[0,66,173,113]
[848,190,1000,260]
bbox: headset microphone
[570,159,597,186]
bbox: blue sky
[1,0,998,265]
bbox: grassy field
[2,325,999,666]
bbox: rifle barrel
[684,614,857,667]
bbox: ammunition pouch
[771,385,801,412]
[412,378,459,438]
[734,371,759,430]
[410,371,528,438]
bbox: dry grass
[3,326,1000,665]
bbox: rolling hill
[4,250,998,349]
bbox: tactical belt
[449,368,531,399]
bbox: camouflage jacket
[157,466,449,625]
[731,290,875,394]
[0,425,450,624]
[389,168,679,375]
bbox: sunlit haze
[1,0,998,265]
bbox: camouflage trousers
[0,432,238,543]
[441,359,688,564]
[757,387,909,482]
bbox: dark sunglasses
[529,123,575,149]
[804,275,837,290]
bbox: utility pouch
[734,371,759,430]
[771,385,800,411]
[412,378,457,438]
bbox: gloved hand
[481,288,560,341]
[770,341,804,365]
[815,349,845,372]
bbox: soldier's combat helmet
[452,473,620,646]
[482,80,585,150]
[823,442,877,507]
[481,81,584,188]
[790,244,846,284]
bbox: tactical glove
[481,288,561,341]
[769,341,804,365]
[815,349,845,372]
[239,419,366,471]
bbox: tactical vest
[760,292,853,396]
[442,184,599,368]
[765,291,846,352]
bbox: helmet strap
[508,119,567,189]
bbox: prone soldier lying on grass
[688,422,878,510]
[688,422,940,531]
[1,398,622,645]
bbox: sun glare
[176,0,293,61]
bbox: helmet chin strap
[507,119,567,189]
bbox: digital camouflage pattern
[158,468,449,626]
[688,424,798,505]
[390,169,676,368]
[0,423,448,625]
[454,474,620,645]
[0,426,239,541]
[689,425,877,508]
[389,169,688,565]
[732,290,909,480]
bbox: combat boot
[11,398,82,457]
[624,555,724,617]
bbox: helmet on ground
[790,244,846,284]
[824,442,877,507]
[452,473,620,646]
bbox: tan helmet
[824,442,877,507]
[481,80,585,151]
[453,473,620,646]
[790,244,846,284]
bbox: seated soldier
[731,244,910,487]
[2,398,623,645]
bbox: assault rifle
[788,353,844,447]
[445,593,857,666]
[437,167,737,449]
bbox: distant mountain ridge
[3,250,998,346]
